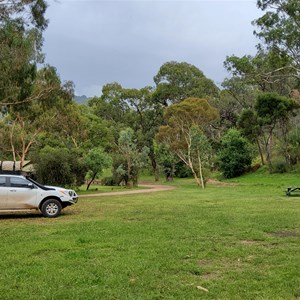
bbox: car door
[7,177,38,209]
[0,177,8,209]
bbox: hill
[74,95,89,104]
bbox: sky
[43,0,262,97]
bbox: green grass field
[0,173,299,299]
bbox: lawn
[0,173,299,299]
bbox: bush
[271,159,289,174]
[175,161,192,178]
[31,146,87,187]
[101,176,120,186]
[218,129,252,179]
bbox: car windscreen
[27,177,55,191]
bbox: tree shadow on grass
[0,212,42,220]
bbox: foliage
[271,158,290,174]
[286,127,300,164]
[224,48,296,96]
[174,161,192,178]
[153,61,219,106]
[0,0,48,30]
[0,0,48,108]
[154,141,177,181]
[115,128,150,187]
[84,147,112,190]
[253,0,300,72]
[32,146,86,187]
[255,92,299,169]
[218,129,253,178]
[156,98,218,187]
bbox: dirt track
[80,184,176,197]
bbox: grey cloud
[43,0,261,96]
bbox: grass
[0,173,299,299]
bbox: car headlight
[59,190,69,196]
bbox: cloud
[43,0,261,96]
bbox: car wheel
[41,199,62,218]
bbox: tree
[191,128,213,188]
[218,129,253,179]
[238,92,299,170]
[224,48,296,96]
[0,65,85,163]
[0,0,48,108]
[0,0,48,30]
[115,128,149,187]
[84,147,112,191]
[88,82,131,127]
[238,108,265,165]
[32,146,85,187]
[153,61,219,107]
[254,92,299,170]
[253,0,300,75]
[223,0,300,107]
[120,86,164,181]
[154,141,177,181]
[156,98,219,188]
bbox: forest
[1,0,300,189]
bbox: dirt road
[80,184,176,197]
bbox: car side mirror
[27,183,34,189]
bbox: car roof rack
[0,161,26,175]
[0,170,23,175]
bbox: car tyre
[41,199,62,218]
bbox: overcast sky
[43,0,262,97]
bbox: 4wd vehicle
[0,174,78,218]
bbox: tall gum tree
[153,61,219,107]
[253,0,300,74]
[156,98,219,188]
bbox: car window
[9,177,30,188]
[0,177,6,187]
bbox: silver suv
[0,174,78,218]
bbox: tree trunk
[86,172,97,191]
[188,158,201,187]
[266,129,273,172]
[150,155,159,182]
[256,136,265,165]
[197,150,205,189]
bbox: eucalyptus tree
[223,0,300,112]
[255,92,299,170]
[120,86,164,180]
[84,147,112,190]
[153,61,219,107]
[88,83,133,146]
[224,47,297,98]
[0,0,48,108]
[0,66,87,164]
[0,0,48,30]
[253,0,300,77]
[115,128,149,187]
[238,92,299,171]
[156,98,219,188]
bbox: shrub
[101,176,120,186]
[271,159,289,174]
[218,129,252,178]
[175,161,192,178]
[31,146,87,187]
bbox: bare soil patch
[240,240,259,245]
[206,179,237,186]
[80,184,176,198]
[271,230,300,238]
